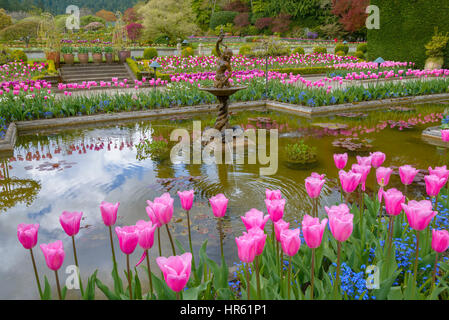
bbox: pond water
[1,102,448,299]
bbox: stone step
[61,67,129,74]
[62,77,133,84]
[62,72,131,79]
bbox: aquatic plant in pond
[15,151,449,300]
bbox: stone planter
[105,53,114,64]
[118,50,131,63]
[63,53,74,65]
[92,53,103,64]
[425,57,444,70]
[45,51,60,69]
[78,53,89,64]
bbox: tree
[124,7,141,23]
[224,0,250,12]
[138,0,198,42]
[0,8,12,30]
[191,0,213,31]
[234,12,250,28]
[331,0,369,33]
[271,13,291,34]
[126,22,143,42]
[96,9,117,22]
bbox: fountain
[200,30,247,142]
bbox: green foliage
[354,51,365,60]
[425,28,449,58]
[368,0,449,68]
[271,66,334,75]
[136,139,170,162]
[80,15,106,27]
[239,45,253,56]
[181,47,194,57]
[357,43,368,53]
[10,50,27,62]
[313,46,327,54]
[143,48,158,60]
[0,8,12,30]
[0,20,40,41]
[61,46,73,54]
[292,47,305,55]
[126,57,140,77]
[285,140,317,164]
[104,47,114,54]
[335,43,349,54]
[91,47,103,54]
[335,50,345,57]
[78,47,90,54]
[0,46,11,65]
[209,11,238,30]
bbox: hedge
[126,58,170,81]
[209,11,238,30]
[367,0,449,68]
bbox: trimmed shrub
[239,45,253,55]
[292,47,305,55]
[181,47,194,57]
[209,11,238,30]
[354,51,365,59]
[335,50,345,57]
[357,43,368,53]
[367,0,449,68]
[335,43,349,54]
[0,20,39,41]
[10,50,27,62]
[143,48,158,59]
[313,46,327,54]
[271,66,334,75]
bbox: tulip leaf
[61,286,67,300]
[374,269,401,300]
[42,276,52,300]
[83,270,97,300]
[175,239,187,254]
[95,278,120,300]
[183,280,210,300]
[111,262,124,296]
[387,286,403,300]
[151,272,176,300]
[133,269,142,300]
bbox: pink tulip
[305,175,326,199]
[235,233,256,263]
[209,193,228,218]
[425,174,447,197]
[266,189,282,200]
[40,240,65,271]
[370,152,386,168]
[339,170,362,193]
[59,211,83,236]
[100,201,119,226]
[17,223,39,249]
[302,215,328,249]
[146,193,174,226]
[401,200,437,231]
[334,153,348,170]
[325,204,353,242]
[241,208,270,231]
[156,252,192,292]
[310,172,326,180]
[115,225,139,255]
[265,198,285,222]
[136,220,157,250]
[274,219,290,242]
[178,190,194,211]
[382,188,405,216]
[399,165,419,185]
[245,227,267,256]
[428,166,449,183]
[432,229,449,253]
[376,167,393,186]
[280,228,301,256]
[356,155,372,166]
[441,130,449,142]
[351,164,371,191]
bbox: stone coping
[1,91,449,155]
[421,126,449,148]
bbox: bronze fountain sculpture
[200,30,247,137]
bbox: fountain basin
[199,86,247,97]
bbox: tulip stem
[287,255,292,300]
[176,292,180,300]
[218,217,224,258]
[310,248,315,300]
[280,251,283,280]
[29,248,43,299]
[126,254,133,300]
[414,231,420,283]
[157,228,162,256]
[145,249,153,296]
[72,236,84,295]
[255,256,261,299]
[54,270,62,300]
[388,216,394,258]
[108,226,117,266]
[245,262,250,300]
[165,224,176,256]
[186,210,196,269]
[334,242,342,299]
[432,252,439,290]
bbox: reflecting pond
[1,102,448,299]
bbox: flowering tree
[126,23,143,42]
[95,9,117,22]
[234,12,250,28]
[331,0,369,32]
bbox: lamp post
[265,41,269,99]
[149,61,161,91]
[374,57,385,85]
